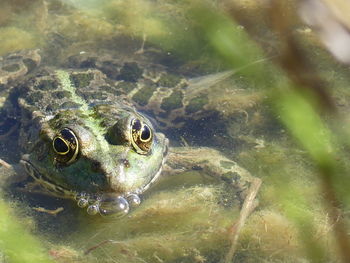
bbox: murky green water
[1,0,350,262]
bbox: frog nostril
[120,159,130,168]
[91,161,102,173]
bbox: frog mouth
[20,156,141,217]
[20,156,72,198]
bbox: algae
[67,182,239,263]
[0,27,37,56]
[1,0,350,262]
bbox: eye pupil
[52,128,79,165]
[53,138,69,154]
[141,125,151,140]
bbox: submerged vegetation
[1,0,350,262]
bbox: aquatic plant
[0,168,53,263]
[1,0,350,262]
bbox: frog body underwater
[0,49,261,218]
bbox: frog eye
[53,128,79,164]
[130,118,153,154]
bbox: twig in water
[0,158,12,169]
[224,177,262,263]
[32,207,64,216]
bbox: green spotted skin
[0,49,261,221]
[1,51,224,132]
[0,49,230,199]
[66,53,219,129]
[0,51,169,197]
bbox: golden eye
[130,119,153,154]
[52,128,79,164]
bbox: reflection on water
[1,0,350,262]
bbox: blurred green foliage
[0,198,53,263]
[1,0,350,262]
[192,2,350,262]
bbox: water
[1,0,350,262]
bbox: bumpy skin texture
[66,52,232,129]
[1,51,168,202]
[0,50,260,218]
[17,71,168,197]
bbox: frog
[0,49,261,227]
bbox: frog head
[21,104,168,216]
